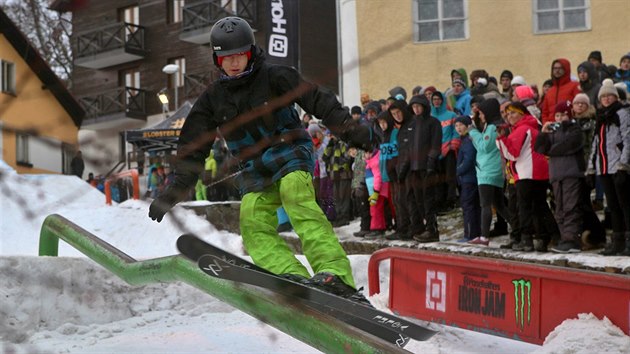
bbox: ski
[177,234,413,348]
[198,253,437,342]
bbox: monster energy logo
[512,279,531,329]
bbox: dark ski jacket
[398,95,442,179]
[534,120,585,182]
[173,46,350,195]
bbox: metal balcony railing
[75,22,146,58]
[78,87,147,120]
[181,0,257,34]
[183,71,219,98]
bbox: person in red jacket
[541,58,581,124]
[497,102,559,252]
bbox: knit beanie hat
[452,78,467,88]
[454,115,472,126]
[424,86,436,94]
[554,101,573,118]
[588,50,602,63]
[514,85,535,100]
[511,76,526,86]
[351,106,362,115]
[506,101,528,116]
[389,86,407,101]
[572,93,590,105]
[598,79,619,99]
[412,85,423,95]
[307,123,322,136]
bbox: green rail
[38,214,405,354]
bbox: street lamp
[157,88,169,116]
[162,64,180,111]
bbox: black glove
[585,174,596,190]
[148,188,181,222]
[342,121,375,152]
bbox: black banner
[266,0,299,69]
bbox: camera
[548,122,561,131]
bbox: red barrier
[105,169,140,205]
[368,248,630,344]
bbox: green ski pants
[240,170,356,288]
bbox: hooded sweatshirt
[468,98,505,187]
[577,61,602,106]
[431,91,460,158]
[541,58,581,124]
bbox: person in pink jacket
[363,148,391,239]
[497,101,558,252]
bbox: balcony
[179,0,257,44]
[183,70,218,98]
[74,22,147,69]
[78,87,147,129]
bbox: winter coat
[351,149,367,189]
[453,88,472,116]
[574,106,596,163]
[534,120,585,182]
[613,69,630,93]
[431,92,460,158]
[577,61,602,106]
[175,46,350,195]
[587,101,630,175]
[398,95,442,178]
[456,134,478,185]
[496,114,550,181]
[324,138,352,180]
[541,58,581,124]
[365,150,389,198]
[469,124,504,187]
[377,111,398,183]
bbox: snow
[1,161,629,353]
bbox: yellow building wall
[0,34,79,174]
[356,0,630,99]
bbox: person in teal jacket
[431,91,460,210]
[468,98,511,244]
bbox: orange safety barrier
[105,169,140,205]
[368,247,630,344]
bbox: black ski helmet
[210,17,255,62]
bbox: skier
[148,17,374,300]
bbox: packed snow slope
[1,160,629,353]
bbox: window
[167,57,185,88]
[413,0,467,43]
[121,68,141,106]
[533,0,590,33]
[16,133,30,166]
[168,0,184,23]
[1,60,16,94]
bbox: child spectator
[468,98,510,246]
[348,147,371,237]
[587,79,630,256]
[454,115,482,243]
[431,91,460,212]
[535,101,585,253]
[364,148,389,239]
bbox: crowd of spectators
[304,50,630,256]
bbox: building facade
[0,9,84,175]
[353,0,629,101]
